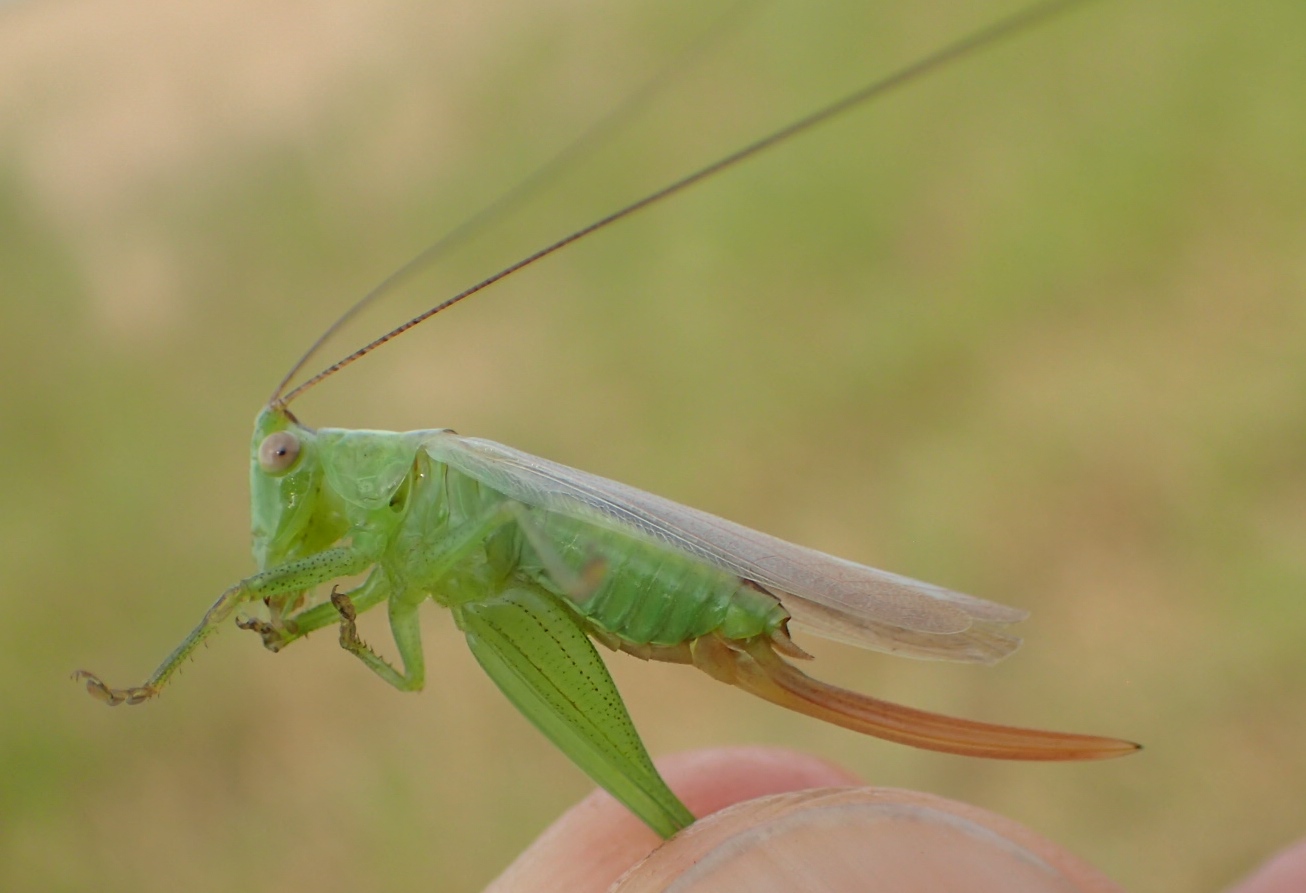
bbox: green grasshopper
[76,0,1137,839]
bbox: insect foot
[330,588,367,653]
[235,615,292,653]
[330,587,357,622]
[72,670,156,706]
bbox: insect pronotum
[76,0,1138,838]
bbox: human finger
[613,786,1124,893]
[482,746,858,893]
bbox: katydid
[76,0,1137,839]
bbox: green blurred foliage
[2,0,1304,891]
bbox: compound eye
[258,431,301,474]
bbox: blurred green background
[2,0,1304,890]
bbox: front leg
[237,568,393,653]
[234,566,423,690]
[75,546,372,705]
[308,501,521,692]
[331,583,425,692]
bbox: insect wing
[425,433,1025,664]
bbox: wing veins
[426,433,1027,662]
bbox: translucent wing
[425,433,1026,664]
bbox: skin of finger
[480,746,861,893]
[1227,838,1306,893]
[613,787,1125,893]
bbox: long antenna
[270,0,766,405]
[278,0,1094,408]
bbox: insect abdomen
[523,511,788,648]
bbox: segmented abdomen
[519,509,788,648]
